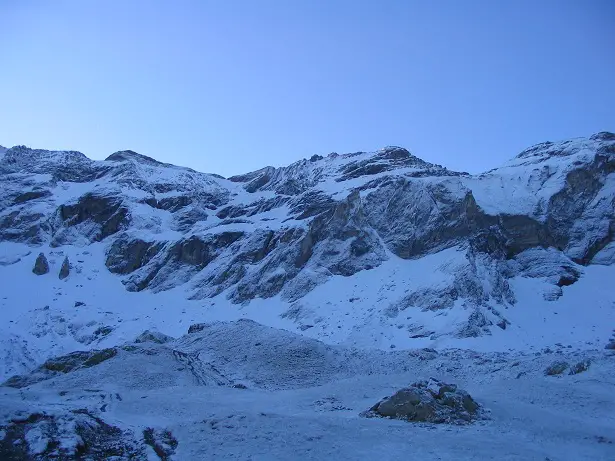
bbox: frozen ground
[1,320,614,460]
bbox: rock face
[0,410,145,460]
[362,378,482,424]
[31,252,49,275]
[1,133,614,340]
[58,256,70,279]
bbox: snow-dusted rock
[362,378,482,424]
[31,253,49,275]
[58,256,70,280]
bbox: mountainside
[1,133,615,377]
[2,133,615,460]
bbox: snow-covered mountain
[1,133,615,374]
[1,133,615,459]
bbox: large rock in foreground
[362,378,483,424]
[31,252,49,275]
[58,256,70,279]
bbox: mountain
[1,133,615,373]
[1,133,614,459]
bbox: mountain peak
[105,150,165,166]
[378,146,411,158]
[515,131,615,162]
[589,131,615,142]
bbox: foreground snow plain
[1,321,614,460]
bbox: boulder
[32,252,49,275]
[187,323,207,334]
[569,359,591,375]
[362,378,482,424]
[545,361,569,376]
[59,256,70,279]
[134,330,174,344]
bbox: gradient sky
[1,0,614,177]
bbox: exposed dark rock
[569,359,591,375]
[3,348,118,388]
[135,330,174,344]
[93,325,114,338]
[362,378,482,424]
[545,361,569,376]
[290,191,336,220]
[143,427,178,460]
[457,309,492,338]
[557,272,580,287]
[106,236,165,274]
[56,193,129,243]
[32,252,49,275]
[0,209,46,244]
[188,323,208,334]
[171,232,244,268]
[58,256,70,279]
[0,410,144,460]
[13,190,51,204]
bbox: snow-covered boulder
[362,378,483,424]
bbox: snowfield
[1,321,614,460]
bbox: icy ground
[1,320,614,460]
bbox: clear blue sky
[1,0,613,177]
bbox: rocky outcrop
[569,359,591,375]
[0,411,145,459]
[32,252,49,275]
[52,193,129,245]
[545,361,569,376]
[135,330,174,344]
[105,236,165,274]
[58,256,70,279]
[143,427,179,460]
[3,348,117,388]
[362,378,482,424]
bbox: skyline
[0,130,611,178]
[1,0,614,177]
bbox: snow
[465,137,604,217]
[1,322,614,460]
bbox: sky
[0,0,614,177]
